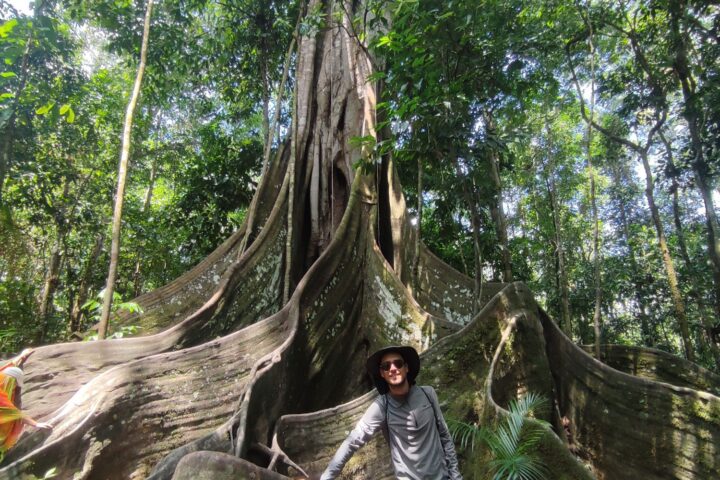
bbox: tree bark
[98,0,154,339]
[639,150,693,361]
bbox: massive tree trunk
[2,1,719,480]
[98,0,154,339]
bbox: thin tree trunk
[37,234,64,343]
[639,150,693,361]
[692,165,720,315]
[261,60,270,150]
[468,192,483,316]
[0,134,11,207]
[98,0,153,340]
[661,132,720,367]
[455,158,482,315]
[412,155,422,282]
[484,111,512,283]
[488,147,512,283]
[544,117,572,336]
[261,24,298,176]
[239,10,300,259]
[584,22,603,360]
[283,56,299,305]
[568,29,674,349]
[668,2,720,324]
[133,158,157,297]
[589,150,602,358]
[547,176,572,337]
[70,232,105,335]
[613,164,653,345]
[37,176,72,343]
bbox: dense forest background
[1,0,719,371]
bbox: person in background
[0,348,53,462]
[321,345,462,480]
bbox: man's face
[379,352,408,388]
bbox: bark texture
[2,1,719,479]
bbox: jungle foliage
[1,0,719,372]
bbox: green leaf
[35,102,55,115]
[66,107,75,123]
[59,104,70,115]
[1,71,16,78]
[377,35,392,47]
[0,19,18,38]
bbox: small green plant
[448,392,551,480]
[81,290,143,340]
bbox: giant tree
[0,1,718,480]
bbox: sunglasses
[379,359,406,371]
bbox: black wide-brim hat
[366,345,420,395]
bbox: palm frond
[447,393,552,480]
[508,392,548,419]
[447,418,484,452]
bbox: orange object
[0,370,24,460]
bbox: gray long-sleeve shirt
[320,386,462,480]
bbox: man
[320,345,462,479]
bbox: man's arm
[426,387,463,480]
[320,398,385,480]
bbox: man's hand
[34,422,53,431]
